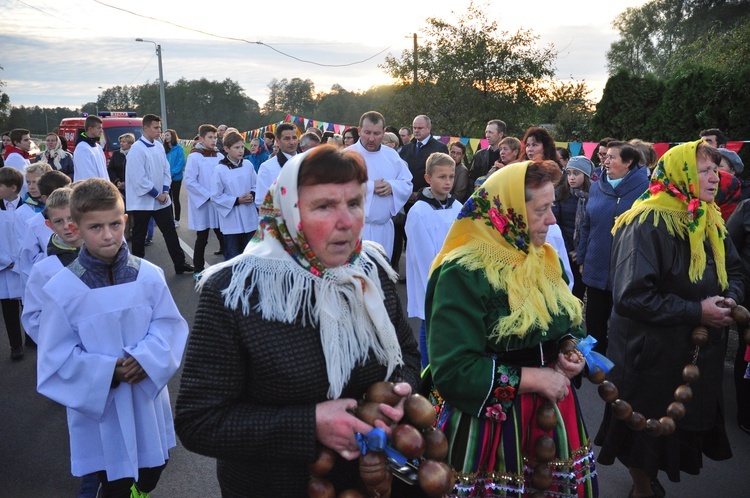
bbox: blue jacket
[246,142,270,173]
[166,145,186,181]
[577,166,649,290]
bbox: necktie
[416,141,423,154]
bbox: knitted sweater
[175,261,421,497]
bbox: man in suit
[399,115,449,205]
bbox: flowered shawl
[199,149,404,399]
[430,161,582,341]
[612,140,727,290]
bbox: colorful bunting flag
[569,142,582,156]
[652,142,670,159]
[726,141,744,153]
[582,142,598,159]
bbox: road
[1,196,748,497]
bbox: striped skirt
[437,388,598,497]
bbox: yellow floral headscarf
[612,140,727,289]
[430,161,582,341]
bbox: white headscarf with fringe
[199,148,403,399]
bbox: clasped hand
[701,295,735,328]
[114,357,147,384]
[315,382,412,460]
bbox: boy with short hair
[0,167,25,359]
[73,115,108,181]
[22,162,53,213]
[36,178,188,498]
[22,188,80,342]
[184,124,224,278]
[18,170,72,293]
[405,152,462,368]
[212,130,258,260]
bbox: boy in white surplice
[35,178,188,498]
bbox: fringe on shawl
[197,241,402,399]
[612,204,728,290]
[440,240,583,342]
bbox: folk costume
[349,140,413,260]
[426,161,598,497]
[596,141,743,482]
[175,150,421,497]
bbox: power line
[128,52,156,85]
[91,0,391,67]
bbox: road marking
[178,235,211,268]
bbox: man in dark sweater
[468,119,506,185]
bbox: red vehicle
[58,111,143,159]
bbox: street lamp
[135,38,168,131]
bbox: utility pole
[413,33,418,86]
[135,39,168,131]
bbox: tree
[97,86,137,112]
[606,0,750,77]
[533,80,596,141]
[380,0,557,137]
[279,78,316,116]
[0,66,10,131]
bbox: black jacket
[606,212,743,429]
[399,136,448,192]
[175,260,421,497]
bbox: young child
[0,167,25,359]
[36,178,188,498]
[184,124,224,278]
[22,162,53,213]
[212,131,258,260]
[22,187,80,342]
[405,152,462,368]
[18,170,72,293]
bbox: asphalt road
[1,195,748,497]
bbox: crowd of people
[1,111,748,498]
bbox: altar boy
[36,178,188,497]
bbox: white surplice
[17,210,52,292]
[36,261,188,480]
[73,142,108,182]
[211,160,259,235]
[404,196,461,320]
[22,255,63,342]
[349,141,412,260]
[184,151,220,231]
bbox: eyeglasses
[597,152,607,158]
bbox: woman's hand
[519,367,571,404]
[315,399,374,460]
[700,295,733,328]
[554,352,585,379]
[374,382,412,437]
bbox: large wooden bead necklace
[587,304,750,437]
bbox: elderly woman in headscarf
[427,160,598,497]
[596,141,743,498]
[174,145,420,496]
[36,132,74,180]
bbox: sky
[0,0,650,113]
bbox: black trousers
[1,298,22,349]
[97,462,166,498]
[130,207,186,267]
[169,180,182,221]
[585,286,612,354]
[193,228,225,272]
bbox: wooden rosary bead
[417,460,454,498]
[691,326,709,346]
[626,411,647,431]
[309,447,337,477]
[682,364,700,383]
[404,394,437,430]
[359,451,387,487]
[308,477,336,498]
[355,401,394,428]
[598,381,619,403]
[536,403,558,431]
[529,464,553,491]
[392,424,425,460]
[338,490,366,498]
[645,418,663,437]
[611,399,633,420]
[588,368,607,385]
[533,435,556,463]
[666,402,686,420]
[364,381,401,407]
[659,416,676,435]
[731,305,750,326]
[674,384,693,403]
[423,427,449,461]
